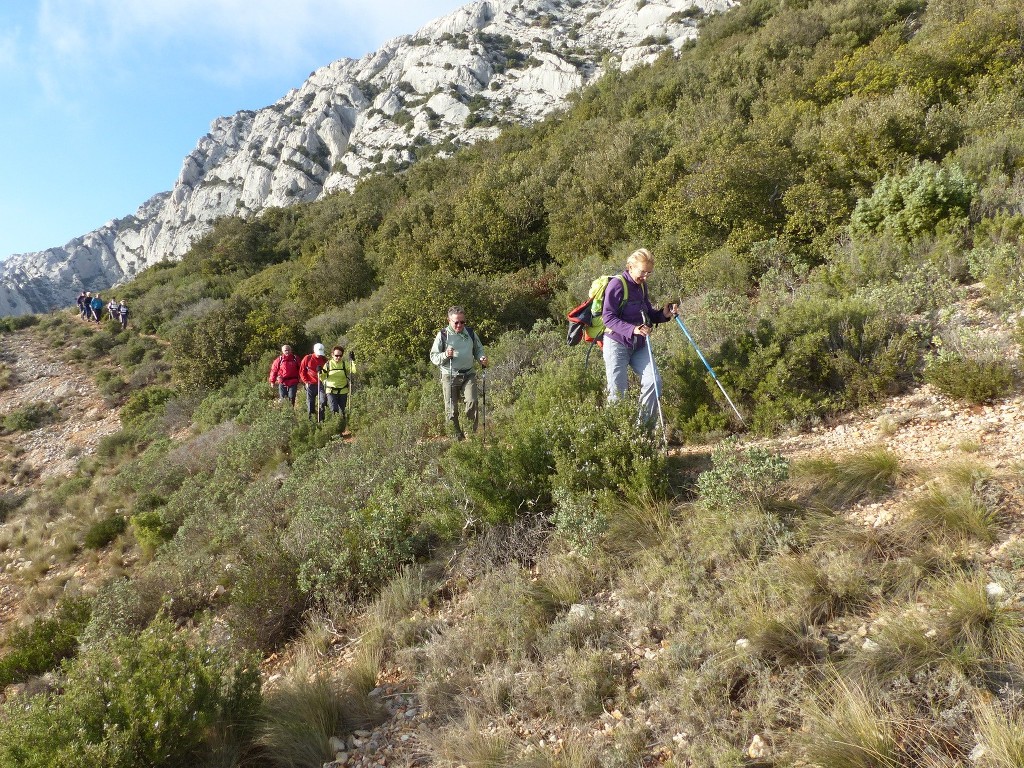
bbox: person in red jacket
[299,342,328,421]
[268,344,300,406]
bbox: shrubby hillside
[1,0,1023,765]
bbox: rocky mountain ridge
[0,0,734,317]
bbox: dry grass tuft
[422,710,516,768]
[258,660,385,768]
[801,675,901,768]
[790,446,905,511]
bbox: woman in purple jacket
[601,248,678,425]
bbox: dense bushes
[446,361,666,545]
[710,294,923,433]
[0,615,261,768]
[0,597,91,688]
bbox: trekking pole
[480,367,487,446]
[673,315,745,427]
[640,312,668,448]
[348,372,355,433]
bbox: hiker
[319,345,357,433]
[118,301,129,330]
[299,343,329,421]
[268,344,301,405]
[90,294,104,323]
[429,306,488,441]
[601,248,678,425]
[107,297,119,322]
[76,292,88,318]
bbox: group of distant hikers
[268,247,680,441]
[269,343,358,434]
[75,291,129,330]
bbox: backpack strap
[438,326,477,352]
[613,274,628,318]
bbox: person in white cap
[299,342,329,421]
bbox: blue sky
[0,0,466,260]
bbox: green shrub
[0,490,27,522]
[447,362,666,532]
[170,297,259,390]
[84,513,128,549]
[0,314,39,333]
[95,367,129,401]
[924,350,1015,403]
[851,161,974,242]
[292,470,435,602]
[0,597,91,687]
[120,386,176,426]
[696,441,790,514]
[967,239,1024,312]
[96,428,149,463]
[131,508,176,553]
[52,473,92,505]
[716,295,922,434]
[0,614,261,768]
[2,401,59,432]
[226,536,306,653]
[283,417,444,602]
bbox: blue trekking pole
[673,315,745,427]
[640,311,668,447]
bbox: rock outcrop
[0,0,735,316]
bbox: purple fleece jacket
[601,271,670,349]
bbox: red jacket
[299,353,327,384]
[269,354,300,386]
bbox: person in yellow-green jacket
[319,345,356,434]
[429,306,488,441]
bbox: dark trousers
[326,392,349,433]
[305,383,325,420]
[326,392,348,415]
[278,383,297,405]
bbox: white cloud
[36,0,464,79]
[27,0,466,110]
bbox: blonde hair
[626,248,654,270]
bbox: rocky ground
[0,326,122,486]
[0,323,123,633]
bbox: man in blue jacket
[90,294,105,323]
